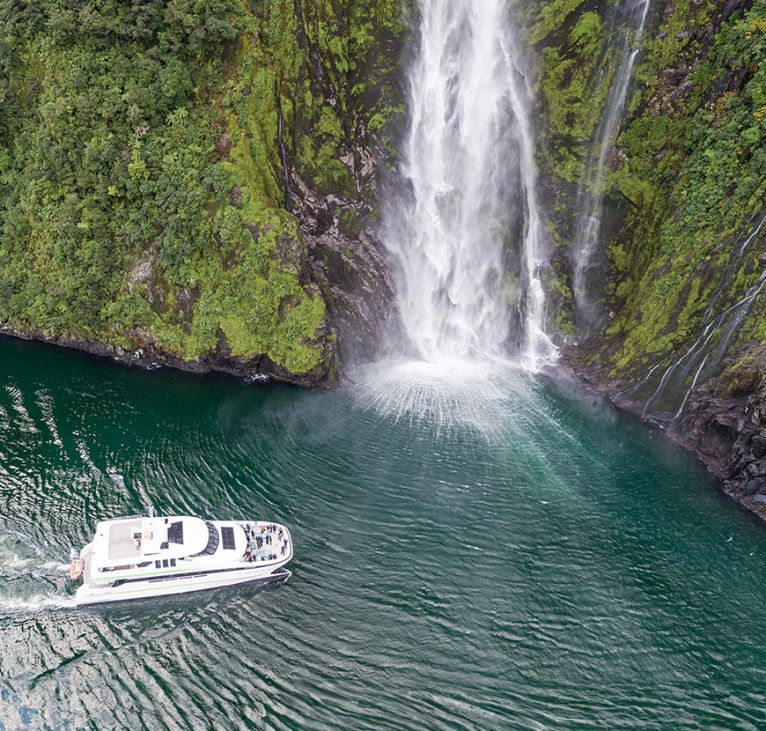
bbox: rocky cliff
[0,0,407,384]
[529,0,766,517]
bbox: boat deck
[107,520,143,561]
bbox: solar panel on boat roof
[221,526,235,550]
[168,521,184,544]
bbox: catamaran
[71,514,293,605]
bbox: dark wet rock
[290,167,397,368]
[664,346,766,518]
[566,343,766,524]
[750,434,766,459]
[230,184,243,209]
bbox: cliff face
[529,0,766,515]
[0,0,407,384]
[2,1,766,510]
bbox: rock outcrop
[670,346,766,517]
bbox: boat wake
[0,532,74,614]
[0,593,76,613]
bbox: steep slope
[530,0,766,514]
[3,0,766,518]
[0,0,406,384]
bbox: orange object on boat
[69,558,84,580]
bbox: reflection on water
[1,337,766,729]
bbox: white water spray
[572,0,651,331]
[383,0,557,371]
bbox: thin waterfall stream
[572,0,651,333]
[636,212,766,418]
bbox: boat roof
[91,516,210,569]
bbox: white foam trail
[0,544,76,613]
[0,594,76,613]
[383,0,557,370]
[0,531,72,587]
[6,555,68,573]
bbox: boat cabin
[90,516,240,574]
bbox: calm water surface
[0,337,765,729]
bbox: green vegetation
[602,1,766,376]
[532,0,766,382]
[537,9,610,183]
[529,0,588,44]
[0,0,406,380]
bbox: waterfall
[383,0,557,371]
[572,0,651,334]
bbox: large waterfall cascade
[383,0,558,372]
[571,0,652,333]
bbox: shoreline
[0,324,334,389]
[3,326,764,524]
[561,356,766,526]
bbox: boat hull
[75,565,292,606]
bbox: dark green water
[1,337,765,729]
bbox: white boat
[72,514,293,606]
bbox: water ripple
[0,341,765,727]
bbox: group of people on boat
[243,523,288,563]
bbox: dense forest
[0,0,404,382]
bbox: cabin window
[168,521,184,544]
[155,560,161,568]
[170,559,176,567]
[221,527,236,550]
